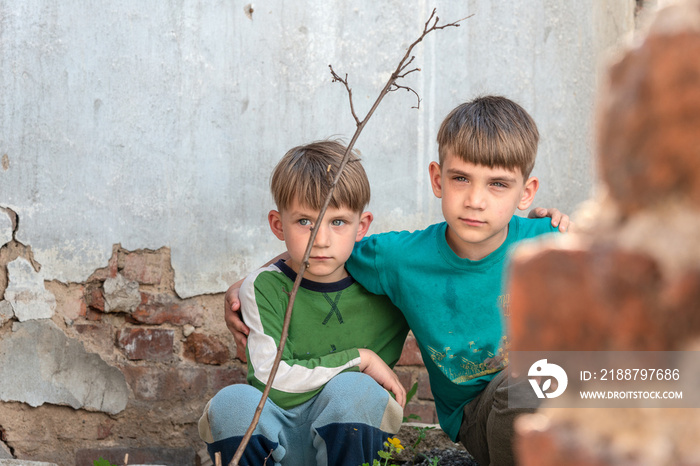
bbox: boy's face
[429,150,539,260]
[268,199,373,283]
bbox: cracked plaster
[0,2,636,298]
[0,208,11,247]
[4,257,55,322]
[0,301,13,325]
[0,320,128,415]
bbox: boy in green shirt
[226,96,569,465]
[200,141,409,465]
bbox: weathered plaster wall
[0,234,242,464]
[0,221,434,464]
[0,1,636,298]
[0,1,655,464]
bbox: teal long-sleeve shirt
[345,216,559,440]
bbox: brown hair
[270,140,370,213]
[436,96,539,178]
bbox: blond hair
[436,96,539,178]
[270,140,370,213]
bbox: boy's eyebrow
[488,174,518,184]
[446,167,518,183]
[287,206,357,218]
[445,167,471,177]
[288,209,319,218]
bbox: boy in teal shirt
[345,96,559,455]
[227,96,568,465]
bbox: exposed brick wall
[396,333,437,424]
[0,244,246,465]
[0,241,435,464]
[510,2,700,465]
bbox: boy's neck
[444,224,510,261]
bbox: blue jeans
[199,372,403,466]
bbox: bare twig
[329,67,361,126]
[390,82,422,109]
[229,8,470,465]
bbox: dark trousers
[457,369,540,466]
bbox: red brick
[515,415,615,466]
[120,365,158,400]
[394,367,414,394]
[161,366,208,400]
[84,285,105,312]
[130,292,204,326]
[121,252,166,285]
[183,333,229,365]
[117,328,174,361]
[661,268,700,343]
[74,322,111,338]
[403,402,437,424]
[597,20,700,214]
[121,365,208,401]
[210,366,247,392]
[417,372,433,401]
[96,420,114,440]
[397,334,424,366]
[85,308,103,321]
[74,322,113,351]
[508,246,668,351]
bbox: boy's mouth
[461,218,486,227]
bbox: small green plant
[93,458,117,466]
[405,382,418,404]
[402,382,420,423]
[406,424,441,465]
[362,382,442,466]
[362,436,405,466]
[410,424,435,452]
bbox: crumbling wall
[0,1,636,300]
[0,206,434,465]
[0,2,658,464]
[509,1,700,465]
[0,211,246,465]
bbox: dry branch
[230,8,471,465]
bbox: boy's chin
[304,265,348,283]
[446,224,509,255]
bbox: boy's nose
[313,224,331,247]
[465,188,487,209]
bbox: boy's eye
[491,182,507,188]
[454,176,468,182]
[299,219,312,226]
[331,219,345,227]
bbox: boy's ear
[429,161,443,198]
[517,177,540,210]
[355,211,374,241]
[268,210,285,241]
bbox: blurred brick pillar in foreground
[508,1,700,465]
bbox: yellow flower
[386,437,404,452]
